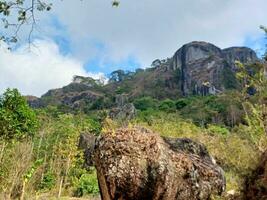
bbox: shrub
[175,98,189,110]
[133,97,158,111]
[38,170,56,191]
[75,171,99,196]
[159,99,176,112]
[207,125,230,136]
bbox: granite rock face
[171,41,258,95]
[222,47,258,70]
[93,127,225,200]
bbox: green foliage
[89,97,113,110]
[221,64,238,89]
[159,99,176,112]
[175,98,189,110]
[207,125,230,136]
[38,170,56,191]
[133,96,158,111]
[74,115,102,136]
[24,159,43,183]
[115,85,131,94]
[177,94,243,127]
[75,171,99,196]
[0,88,38,140]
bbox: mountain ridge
[26,41,259,110]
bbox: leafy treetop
[0,88,38,140]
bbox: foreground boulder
[245,150,267,200]
[93,127,225,200]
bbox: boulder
[162,137,215,162]
[93,127,225,200]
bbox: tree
[0,88,38,141]
[260,25,267,60]
[109,70,126,83]
[0,0,52,46]
[0,0,119,47]
[133,96,158,111]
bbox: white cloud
[0,40,104,97]
[50,0,267,67]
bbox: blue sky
[50,14,266,75]
[50,14,265,76]
[48,15,143,75]
[0,0,267,96]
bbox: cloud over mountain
[0,40,103,96]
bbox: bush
[159,99,176,112]
[38,170,56,191]
[207,125,230,136]
[133,97,158,111]
[75,171,99,196]
[175,98,189,110]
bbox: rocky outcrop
[93,127,225,200]
[222,47,258,70]
[171,41,258,96]
[29,41,259,109]
[245,150,267,200]
[25,96,43,108]
[109,94,136,121]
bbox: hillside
[2,40,267,200]
[27,41,258,111]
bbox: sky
[0,0,267,96]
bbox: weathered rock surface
[162,137,214,162]
[171,41,258,95]
[245,150,267,200]
[25,95,44,108]
[222,47,258,70]
[93,127,225,200]
[109,94,136,121]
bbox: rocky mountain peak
[171,41,222,70]
[27,41,260,109]
[169,41,258,96]
[222,47,258,69]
